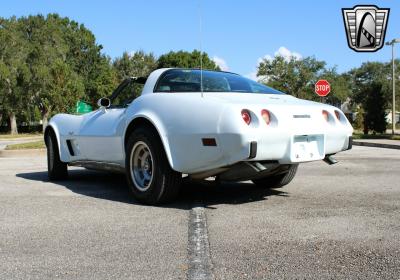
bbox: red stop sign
[315,80,331,97]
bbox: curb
[0,137,43,141]
[353,141,400,150]
[0,149,46,158]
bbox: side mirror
[97,97,111,108]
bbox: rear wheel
[252,164,298,189]
[46,130,68,181]
[125,126,181,205]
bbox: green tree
[19,14,72,131]
[113,50,158,81]
[41,60,84,129]
[157,50,220,70]
[84,54,117,103]
[18,14,117,130]
[43,14,118,105]
[348,61,393,133]
[257,55,325,100]
[348,61,391,106]
[42,14,116,103]
[0,17,28,134]
[353,106,365,130]
[364,83,387,134]
[0,14,119,133]
[318,68,351,106]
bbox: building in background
[386,110,400,124]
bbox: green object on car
[76,100,93,114]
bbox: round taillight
[322,110,329,122]
[334,110,341,120]
[241,109,251,125]
[261,109,271,125]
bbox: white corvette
[45,68,353,204]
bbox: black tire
[46,130,68,181]
[252,164,298,189]
[125,126,182,205]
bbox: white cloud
[244,71,268,82]
[212,56,229,71]
[128,50,137,57]
[245,47,302,82]
[257,54,273,64]
[274,46,302,61]
[244,71,258,81]
[257,46,302,64]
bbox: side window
[111,82,143,108]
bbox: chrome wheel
[130,141,154,191]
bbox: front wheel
[46,131,68,181]
[252,164,298,189]
[125,127,182,205]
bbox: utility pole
[386,39,400,135]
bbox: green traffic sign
[76,101,93,114]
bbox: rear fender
[125,112,174,169]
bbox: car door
[77,79,139,164]
[77,107,126,164]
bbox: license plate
[291,135,324,162]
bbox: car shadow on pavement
[16,169,288,209]
[179,179,288,209]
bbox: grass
[5,140,46,150]
[353,132,400,140]
[0,133,42,140]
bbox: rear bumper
[248,135,353,159]
[172,131,352,174]
[217,130,353,166]
[168,114,353,174]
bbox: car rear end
[215,94,353,167]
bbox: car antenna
[198,0,204,98]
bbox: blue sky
[1,0,399,78]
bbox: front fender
[46,113,86,163]
[46,118,67,162]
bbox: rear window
[154,69,284,94]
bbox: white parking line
[187,203,214,280]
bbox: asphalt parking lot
[0,146,400,279]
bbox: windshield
[154,69,284,94]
